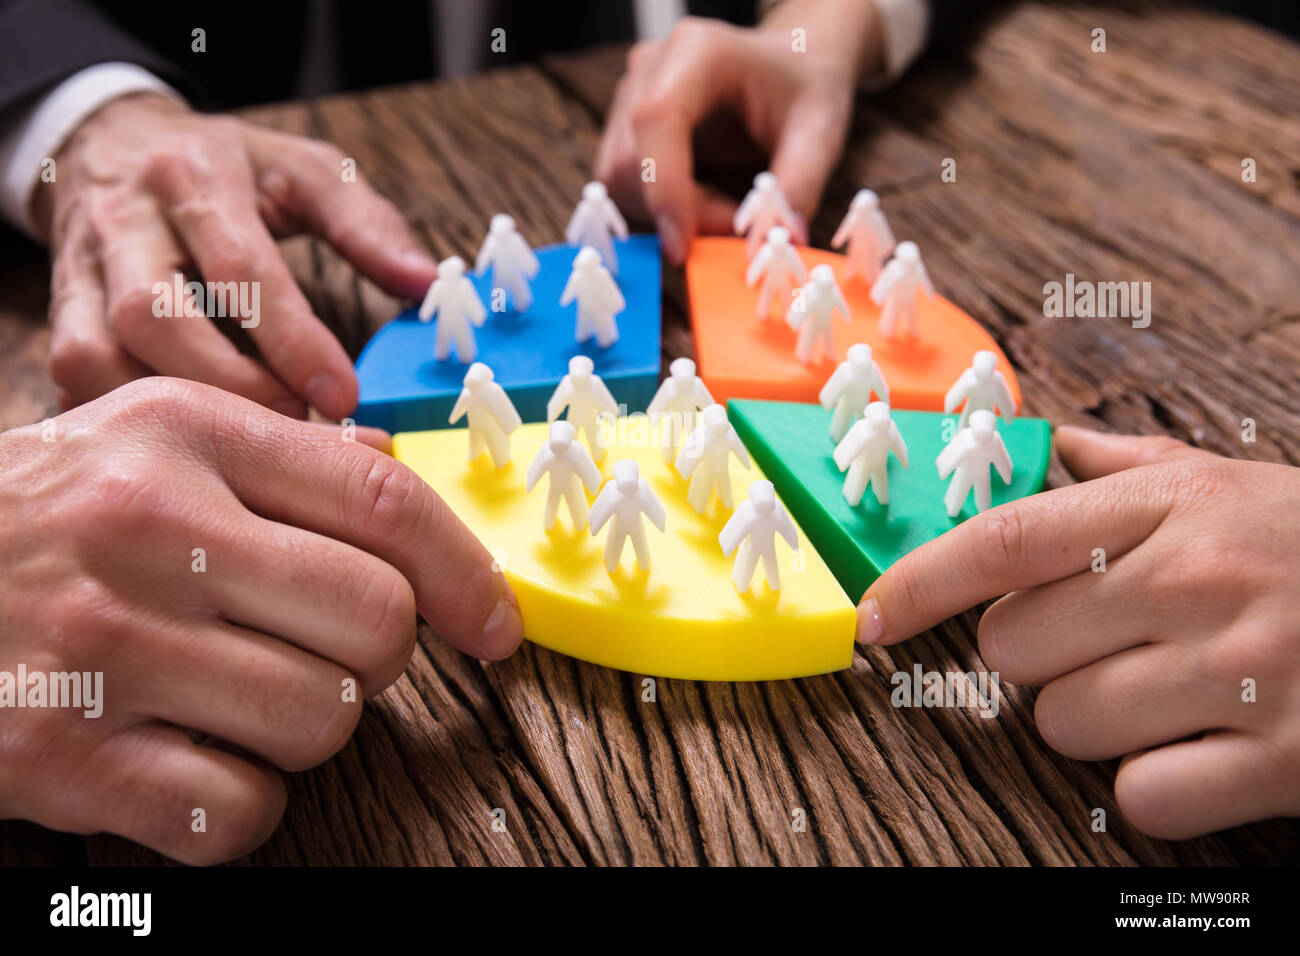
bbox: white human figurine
[526,420,603,531]
[646,357,715,464]
[674,403,752,514]
[589,460,667,573]
[870,240,935,339]
[474,213,539,312]
[547,354,618,462]
[718,480,799,594]
[944,349,1018,431]
[448,362,522,468]
[832,401,909,507]
[565,181,629,274]
[560,246,626,348]
[831,188,896,284]
[418,255,487,362]
[745,226,807,320]
[786,263,851,364]
[935,409,1013,518]
[734,171,800,259]
[819,343,890,443]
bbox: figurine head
[847,342,873,370]
[463,362,494,390]
[548,420,576,453]
[668,356,696,383]
[972,350,998,381]
[766,225,790,248]
[895,241,920,264]
[582,181,608,202]
[811,263,836,287]
[701,403,729,437]
[439,255,466,278]
[568,354,594,382]
[969,409,996,441]
[612,459,640,494]
[489,213,515,235]
[748,480,777,515]
[754,171,778,195]
[574,246,601,271]
[864,401,892,432]
[851,188,879,211]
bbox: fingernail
[303,370,345,417]
[479,594,524,660]
[856,597,884,644]
[402,248,438,272]
[656,215,683,265]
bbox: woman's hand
[596,0,884,264]
[858,426,1300,838]
[0,378,522,863]
[34,93,439,417]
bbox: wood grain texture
[3,0,1299,865]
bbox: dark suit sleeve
[0,0,194,114]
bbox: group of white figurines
[450,354,795,594]
[418,182,630,362]
[449,345,1019,594]
[739,172,934,361]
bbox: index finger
[174,381,523,661]
[857,474,1168,646]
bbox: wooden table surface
[3,0,1299,866]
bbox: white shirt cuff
[869,0,931,88]
[0,62,185,239]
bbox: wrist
[758,0,886,83]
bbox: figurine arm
[776,506,800,551]
[873,365,890,403]
[474,238,493,276]
[819,363,848,409]
[993,372,1018,421]
[487,384,522,433]
[691,379,715,409]
[576,452,603,493]
[733,191,757,233]
[944,372,972,414]
[449,389,470,425]
[559,271,579,307]
[789,250,807,284]
[604,200,628,240]
[462,282,488,326]
[674,431,702,479]
[728,430,752,469]
[646,380,672,417]
[588,483,615,533]
[602,274,626,314]
[890,424,910,469]
[870,262,900,305]
[639,483,667,532]
[745,247,770,286]
[918,261,936,298]
[594,377,619,417]
[546,379,572,422]
[834,287,852,324]
[830,212,853,250]
[564,208,582,245]
[417,282,441,321]
[873,212,896,253]
[525,449,549,490]
[992,436,1014,484]
[518,237,540,277]
[717,505,750,557]
[935,433,967,479]
[832,424,866,471]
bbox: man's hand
[858,426,1300,838]
[0,378,523,863]
[34,94,439,417]
[596,1,883,264]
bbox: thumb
[1054,425,1220,482]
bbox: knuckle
[1164,456,1228,503]
[105,283,162,339]
[347,454,423,538]
[108,376,198,427]
[188,772,286,865]
[203,230,260,278]
[1032,682,1077,756]
[348,570,417,690]
[976,606,1010,673]
[142,136,211,192]
[279,678,362,772]
[47,330,114,388]
[979,506,1028,580]
[667,16,719,49]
